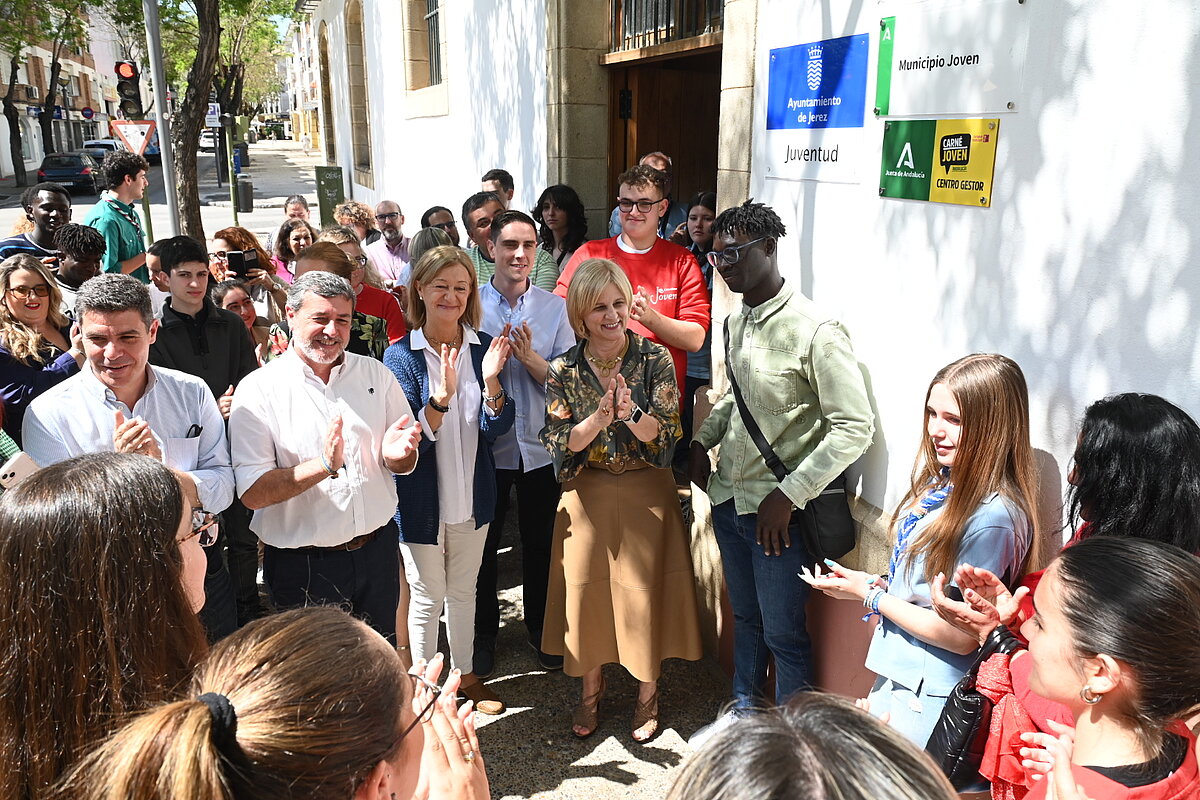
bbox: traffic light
[115,61,144,119]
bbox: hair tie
[197,692,255,789]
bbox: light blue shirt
[863,492,1031,696]
[23,364,235,512]
[479,279,576,472]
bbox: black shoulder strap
[724,324,789,483]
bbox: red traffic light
[115,61,138,80]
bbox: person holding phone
[209,226,286,324]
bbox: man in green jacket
[85,150,150,283]
[690,200,875,739]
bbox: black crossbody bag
[723,326,857,560]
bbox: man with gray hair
[23,273,238,638]
[229,271,421,644]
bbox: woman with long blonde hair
[0,253,83,444]
[808,353,1039,750]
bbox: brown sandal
[571,676,606,738]
[631,689,659,743]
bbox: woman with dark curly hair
[533,184,587,268]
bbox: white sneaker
[687,709,741,750]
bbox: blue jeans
[712,499,814,708]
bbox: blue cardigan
[383,330,515,544]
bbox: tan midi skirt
[542,465,703,681]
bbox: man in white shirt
[23,274,238,638]
[229,271,421,644]
[474,209,577,675]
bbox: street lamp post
[141,0,180,237]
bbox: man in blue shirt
[474,210,577,674]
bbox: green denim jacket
[695,282,874,514]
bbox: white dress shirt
[412,325,481,525]
[23,365,235,512]
[228,349,416,548]
[479,280,577,471]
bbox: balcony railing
[610,0,723,54]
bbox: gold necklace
[585,338,629,372]
[424,328,463,350]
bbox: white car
[82,138,124,161]
[199,129,218,152]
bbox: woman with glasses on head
[209,226,286,323]
[0,452,209,799]
[54,606,491,800]
[0,253,83,445]
[319,225,406,344]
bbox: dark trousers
[222,497,265,626]
[474,464,561,647]
[674,374,708,468]
[198,531,238,642]
[262,520,400,644]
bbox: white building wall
[315,0,548,221]
[749,0,1200,519]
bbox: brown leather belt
[296,530,377,553]
[586,459,650,475]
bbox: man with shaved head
[364,200,411,287]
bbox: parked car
[36,152,101,194]
[199,129,218,152]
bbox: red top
[556,237,710,391]
[356,285,406,344]
[1025,726,1199,800]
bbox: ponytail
[53,699,233,800]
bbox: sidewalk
[199,137,320,209]
[466,510,729,800]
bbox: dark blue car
[36,151,101,194]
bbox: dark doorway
[607,49,721,215]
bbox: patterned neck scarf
[101,190,143,238]
[889,469,953,582]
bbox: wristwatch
[428,397,450,413]
[621,405,644,425]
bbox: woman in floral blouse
[540,257,702,743]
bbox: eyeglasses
[706,237,768,268]
[430,220,458,231]
[398,673,443,741]
[181,508,219,548]
[208,251,229,261]
[349,255,368,268]
[375,212,401,222]
[616,197,664,214]
[7,285,51,298]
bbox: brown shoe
[459,679,505,715]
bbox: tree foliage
[0,0,39,185]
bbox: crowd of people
[0,146,1195,800]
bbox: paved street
[0,138,320,247]
[0,137,733,799]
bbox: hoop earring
[1080,685,1102,705]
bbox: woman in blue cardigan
[384,245,514,716]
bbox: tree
[0,0,41,185]
[214,0,290,116]
[169,0,222,238]
[37,5,89,155]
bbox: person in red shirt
[555,165,709,392]
[319,226,406,345]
